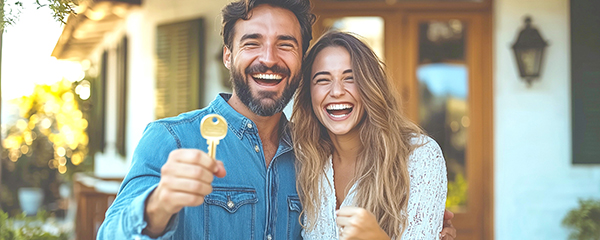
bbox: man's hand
[440,209,456,240]
[143,149,226,237]
[335,206,391,240]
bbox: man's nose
[258,45,278,68]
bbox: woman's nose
[329,80,346,98]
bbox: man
[97,0,456,239]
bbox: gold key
[200,114,228,159]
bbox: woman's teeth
[326,104,353,117]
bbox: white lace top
[302,135,448,240]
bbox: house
[51,0,600,239]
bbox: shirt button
[255,145,260,152]
[267,234,272,240]
[227,200,235,208]
[247,123,253,128]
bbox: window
[571,0,600,164]
[116,36,128,157]
[88,51,108,155]
[155,18,205,119]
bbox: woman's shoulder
[407,134,445,167]
[410,134,442,152]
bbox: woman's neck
[329,129,361,165]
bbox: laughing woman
[291,31,447,240]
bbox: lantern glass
[514,46,544,77]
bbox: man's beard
[231,63,299,117]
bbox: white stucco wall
[94,0,232,177]
[494,0,600,239]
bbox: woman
[291,31,447,239]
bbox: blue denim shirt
[97,93,302,240]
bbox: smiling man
[97,0,315,239]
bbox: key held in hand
[200,114,228,159]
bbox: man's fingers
[169,149,224,177]
[444,219,454,227]
[441,233,455,240]
[163,163,215,183]
[214,160,227,178]
[444,209,454,220]
[440,222,457,239]
[169,149,203,164]
[163,177,213,195]
[158,191,206,210]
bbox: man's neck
[228,93,282,166]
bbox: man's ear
[223,46,232,70]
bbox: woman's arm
[403,136,448,239]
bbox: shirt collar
[209,93,293,149]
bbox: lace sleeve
[402,136,448,239]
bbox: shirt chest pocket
[287,196,302,240]
[204,187,258,240]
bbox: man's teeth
[326,104,353,110]
[252,73,283,80]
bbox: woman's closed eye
[315,78,331,84]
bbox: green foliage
[0,209,69,240]
[33,0,76,24]
[1,79,91,215]
[1,0,77,30]
[563,199,600,240]
[446,173,468,210]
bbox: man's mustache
[245,63,290,77]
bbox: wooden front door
[312,1,494,239]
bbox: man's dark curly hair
[221,0,316,55]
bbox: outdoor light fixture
[511,16,548,87]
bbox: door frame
[312,3,494,240]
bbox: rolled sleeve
[97,123,180,239]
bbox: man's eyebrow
[278,35,299,46]
[343,69,353,74]
[240,33,262,42]
[312,71,330,80]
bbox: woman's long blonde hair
[291,31,423,237]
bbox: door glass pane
[323,0,483,2]
[417,20,468,212]
[322,16,385,60]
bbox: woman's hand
[335,206,391,240]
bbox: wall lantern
[511,16,548,87]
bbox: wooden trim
[313,0,491,12]
[405,12,490,239]
[116,36,128,157]
[482,11,495,240]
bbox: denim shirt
[97,93,302,240]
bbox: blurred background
[0,0,598,239]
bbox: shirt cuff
[127,183,180,240]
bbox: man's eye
[244,42,259,47]
[280,43,295,49]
